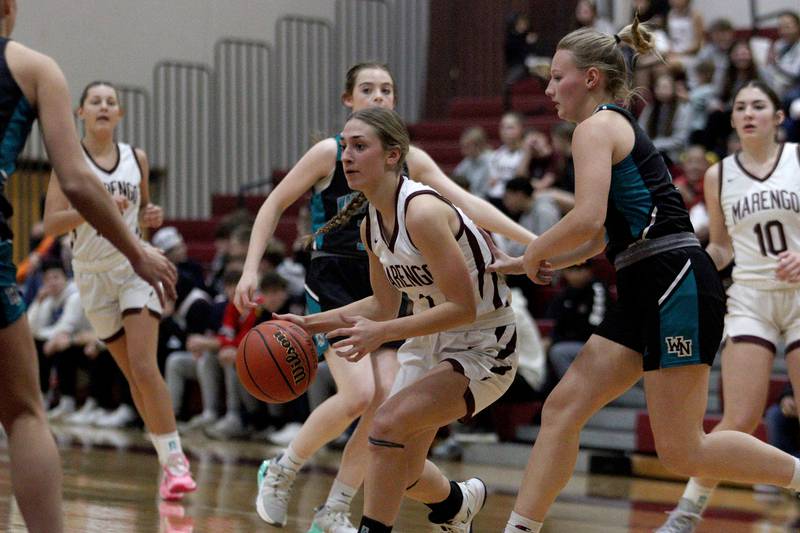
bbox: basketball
[236,320,318,404]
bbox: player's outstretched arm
[407,145,536,244]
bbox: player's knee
[540,386,584,431]
[370,403,406,443]
[127,356,161,386]
[654,435,703,476]
[338,383,373,419]
[722,409,763,434]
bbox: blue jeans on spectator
[765,403,800,457]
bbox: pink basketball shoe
[159,453,197,501]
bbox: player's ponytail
[556,12,659,105]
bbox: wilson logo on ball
[273,330,307,385]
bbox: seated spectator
[665,0,704,64]
[62,334,132,427]
[497,177,560,256]
[765,384,800,458]
[705,40,764,155]
[546,262,611,380]
[550,122,576,194]
[693,18,735,91]
[486,112,526,207]
[638,72,693,164]
[166,270,231,432]
[151,226,207,292]
[502,12,542,111]
[687,60,721,147]
[453,126,492,198]
[763,11,800,98]
[205,272,296,440]
[573,0,615,35]
[27,259,83,419]
[675,145,716,244]
[515,128,559,191]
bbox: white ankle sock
[682,478,713,512]
[504,511,542,533]
[786,457,800,490]
[151,431,183,466]
[325,478,357,511]
[277,444,306,471]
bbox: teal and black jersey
[0,37,37,238]
[598,104,694,263]
[309,134,368,256]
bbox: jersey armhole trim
[131,145,144,180]
[403,190,465,252]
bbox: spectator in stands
[693,18,735,92]
[498,178,560,256]
[502,13,541,111]
[487,111,526,208]
[765,384,800,458]
[165,269,229,433]
[720,40,764,106]
[27,259,83,419]
[675,145,716,245]
[632,0,669,28]
[206,221,235,299]
[550,122,575,192]
[545,262,610,380]
[62,335,132,427]
[453,126,492,198]
[152,226,206,293]
[763,11,800,99]
[204,271,270,440]
[573,0,615,35]
[704,39,764,156]
[687,60,721,148]
[665,0,704,64]
[638,71,693,163]
[515,128,559,192]
[266,237,306,302]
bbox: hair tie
[613,34,621,44]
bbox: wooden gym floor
[0,425,799,532]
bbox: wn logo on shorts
[4,286,20,307]
[665,336,692,357]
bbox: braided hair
[303,107,410,249]
[302,191,368,249]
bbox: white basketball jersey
[71,143,142,265]
[719,143,800,289]
[366,177,513,330]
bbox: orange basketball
[236,320,318,403]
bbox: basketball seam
[254,326,297,397]
[241,330,281,402]
[280,324,316,382]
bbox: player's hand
[234,270,259,313]
[112,194,129,214]
[776,251,800,283]
[130,243,177,306]
[481,228,527,276]
[329,315,386,362]
[524,258,554,285]
[271,312,315,331]
[488,249,526,275]
[141,203,163,229]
